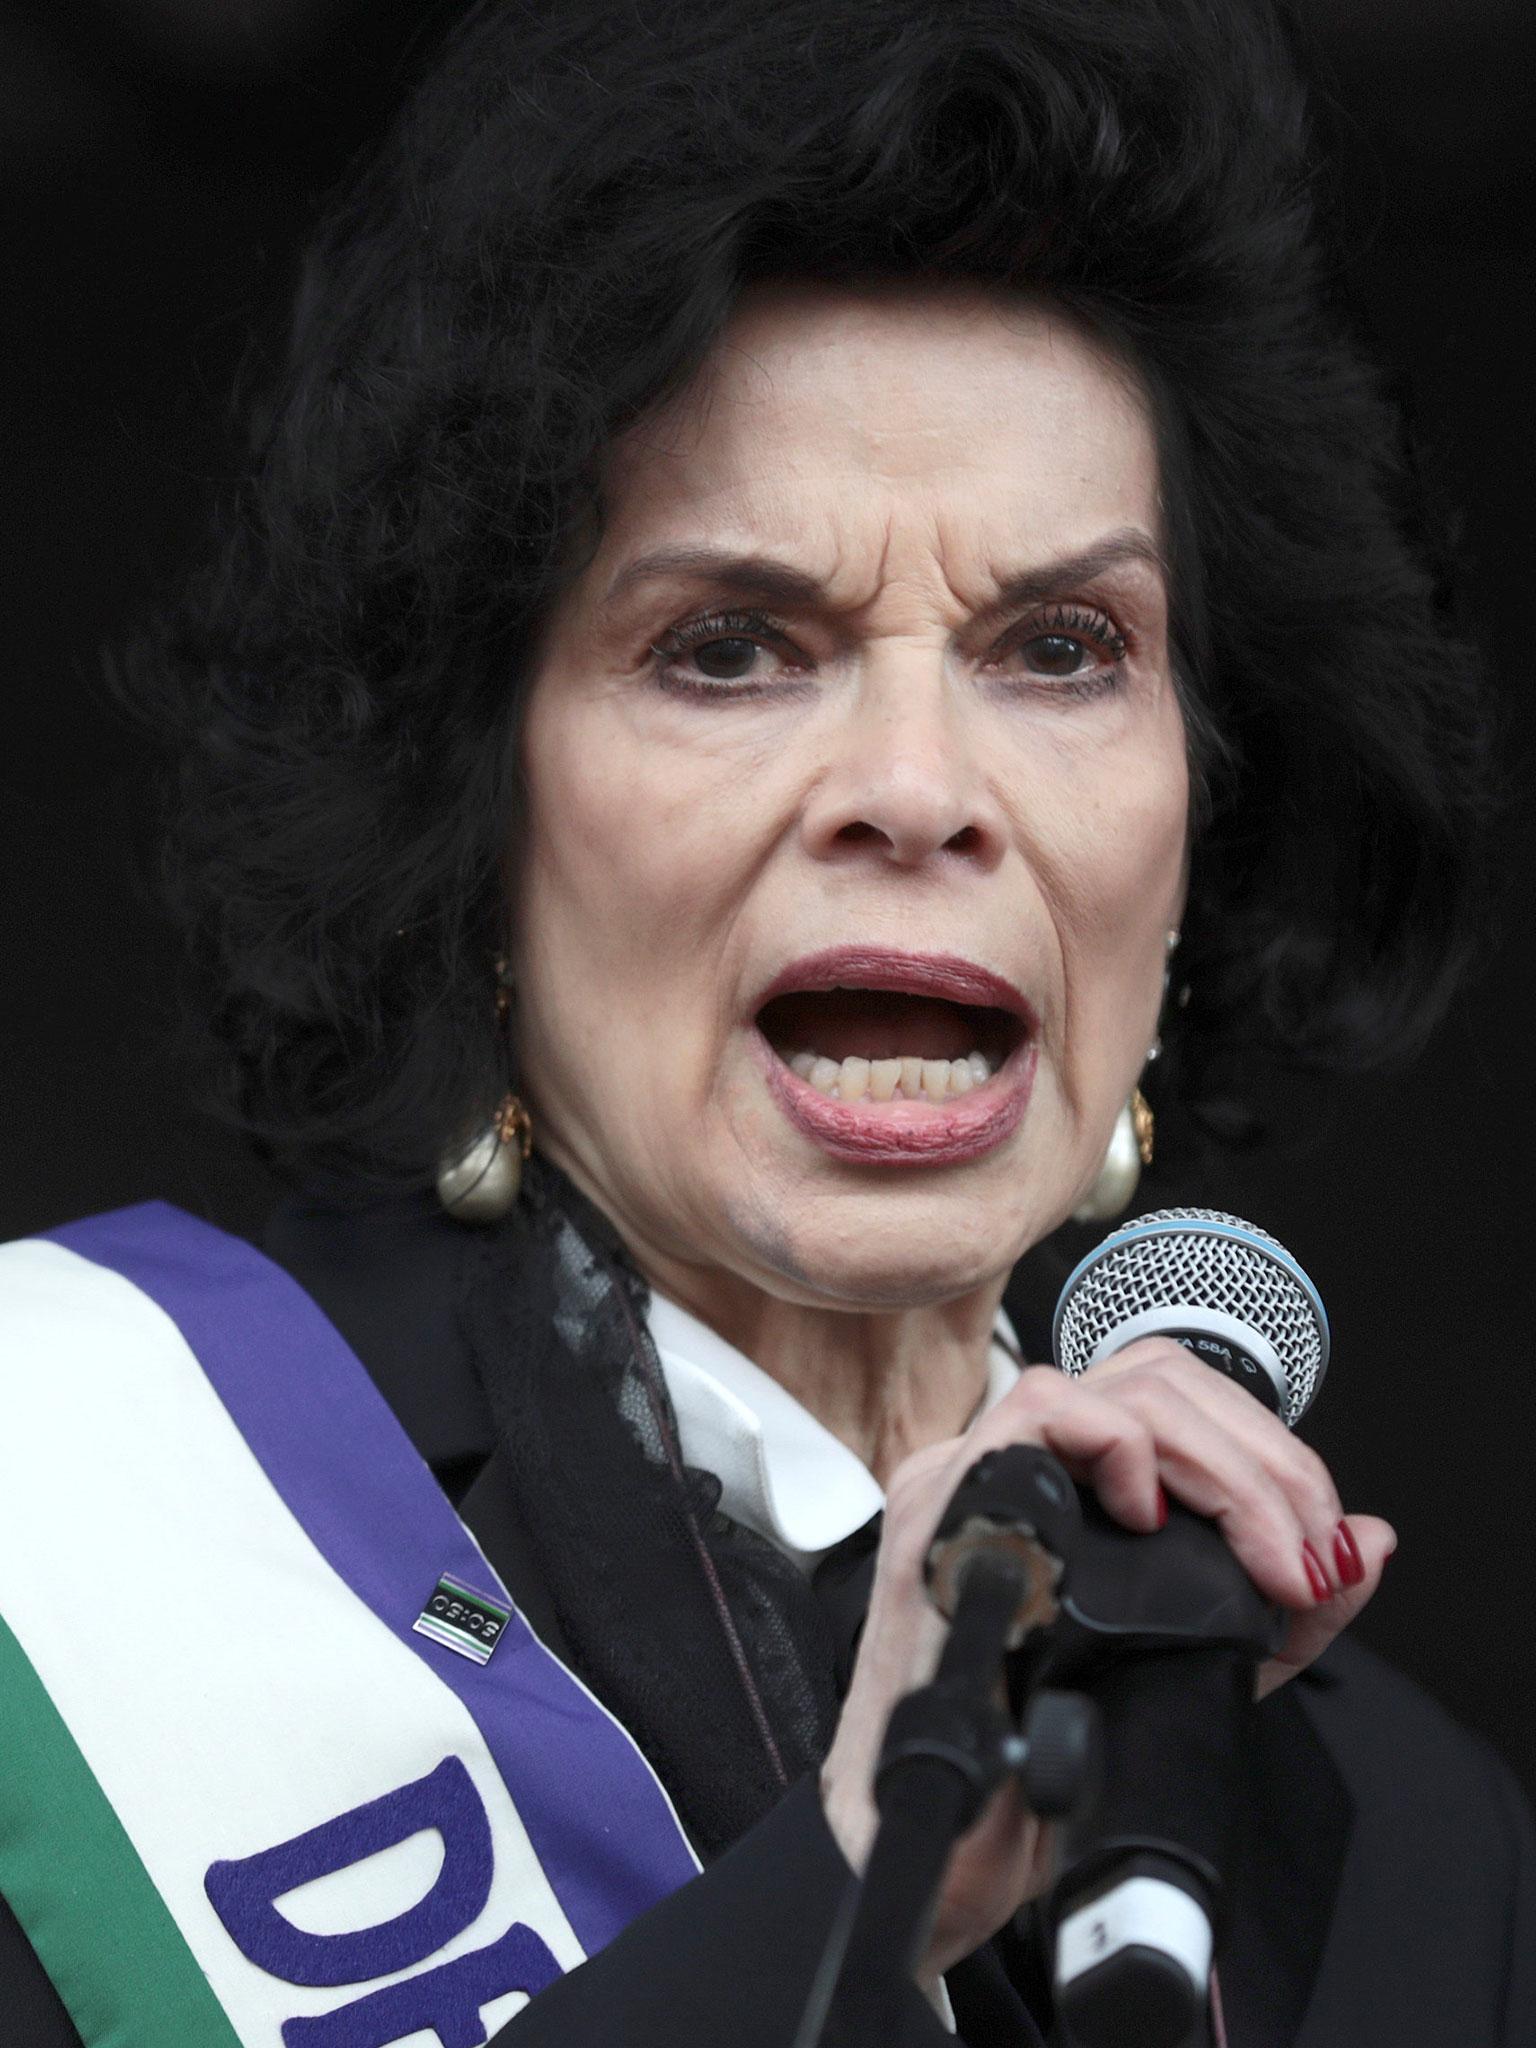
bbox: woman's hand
[817,1339,1395,1983]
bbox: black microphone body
[1036,1496,1282,2048]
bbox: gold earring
[1130,1085,1155,1167]
[436,1093,533,1222]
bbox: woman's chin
[744,1204,1029,1313]
[671,1102,1078,1309]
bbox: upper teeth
[787,1050,993,1103]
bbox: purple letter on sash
[205,1756,493,1987]
[280,1920,560,2048]
[207,1753,560,2043]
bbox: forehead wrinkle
[877,501,1005,629]
[595,524,1167,636]
[593,388,1163,633]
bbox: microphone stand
[834,1550,1031,2041]
[794,1447,1099,2048]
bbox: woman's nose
[798,672,1010,873]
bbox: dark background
[2,1,1533,1802]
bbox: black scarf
[457,1155,843,1860]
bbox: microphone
[1041,1209,1330,2047]
[1052,1207,1330,1425]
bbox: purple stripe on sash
[47,1203,699,1959]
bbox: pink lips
[750,946,1038,1168]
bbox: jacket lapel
[1208,1667,1354,2045]
[457,1443,576,1669]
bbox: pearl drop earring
[435,955,533,1223]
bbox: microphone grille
[1052,1208,1329,1427]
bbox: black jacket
[3,1194,1533,2047]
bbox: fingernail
[1154,1484,1169,1529]
[1302,1541,1332,1604]
[1334,1521,1366,1588]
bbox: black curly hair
[130,0,1492,1188]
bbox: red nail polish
[1302,1542,1332,1604]
[1334,1521,1366,1588]
[1154,1484,1169,1529]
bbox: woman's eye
[1005,604,1128,692]
[650,609,795,696]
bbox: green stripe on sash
[0,1614,241,2048]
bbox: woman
[1,1,1530,2044]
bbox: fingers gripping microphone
[1041,1211,1330,2048]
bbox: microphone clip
[923,1441,1084,1647]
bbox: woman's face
[512,280,1189,1311]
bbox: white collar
[644,1293,1024,1572]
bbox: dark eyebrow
[598,528,1167,620]
[600,546,826,612]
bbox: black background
[3,1,1533,1803]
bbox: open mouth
[755,986,1026,1105]
[748,949,1036,1166]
